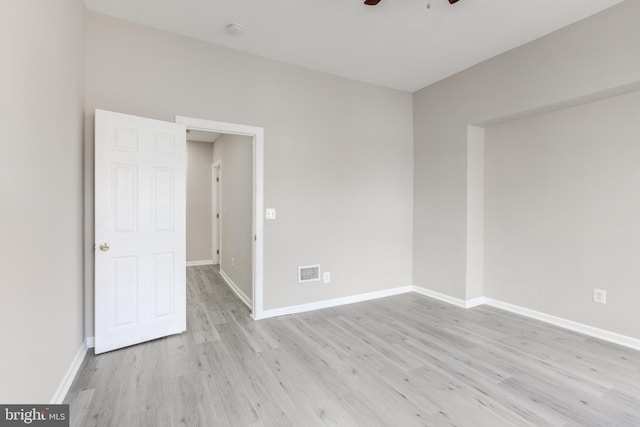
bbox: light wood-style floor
[65,265,640,426]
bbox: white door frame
[212,161,221,266]
[176,116,264,319]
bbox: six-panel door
[95,109,186,354]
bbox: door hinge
[216,177,219,182]
[216,249,219,255]
[216,213,219,219]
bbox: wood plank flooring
[65,265,640,426]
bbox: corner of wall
[465,125,485,300]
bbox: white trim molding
[186,260,214,267]
[251,284,640,351]
[51,343,88,404]
[255,286,413,320]
[464,296,485,309]
[411,286,484,309]
[176,116,264,319]
[482,298,640,351]
[219,269,252,309]
[408,288,640,350]
[412,286,469,308]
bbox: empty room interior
[2,0,640,425]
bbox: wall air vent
[298,265,321,283]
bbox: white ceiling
[186,130,221,143]
[84,0,623,92]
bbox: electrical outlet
[323,272,331,283]
[593,288,607,304]
[231,257,235,267]
[266,208,276,220]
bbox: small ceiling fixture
[226,23,244,37]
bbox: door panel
[153,252,175,317]
[95,109,186,354]
[113,164,138,232]
[114,256,139,326]
[152,167,175,231]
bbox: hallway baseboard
[186,260,214,267]
[219,269,252,309]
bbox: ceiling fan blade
[364,0,458,6]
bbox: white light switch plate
[266,208,276,220]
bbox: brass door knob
[99,242,110,252]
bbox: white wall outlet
[266,208,276,220]
[323,272,331,283]
[593,288,607,304]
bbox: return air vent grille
[298,265,321,283]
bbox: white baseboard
[254,281,640,351]
[465,296,486,308]
[411,286,470,308]
[50,342,88,404]
[482,297,640,351]
[256,286,413,320]
[186,260,214,267]
[410,287,485,309]
[219,269,252,309]
[408,287,640,350]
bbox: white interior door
[95,109,186,354]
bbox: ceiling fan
[364,0,460,5]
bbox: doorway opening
[178,116,264,319]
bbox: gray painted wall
[84,12,414,335]
[485,90,640,339]
[186,140,213,263]
[3,0,638,404]
[213,134,254,300]
[413,1,640,338]
[413,1,640,299]
[2,1,639,405]
[0,0,85,402]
